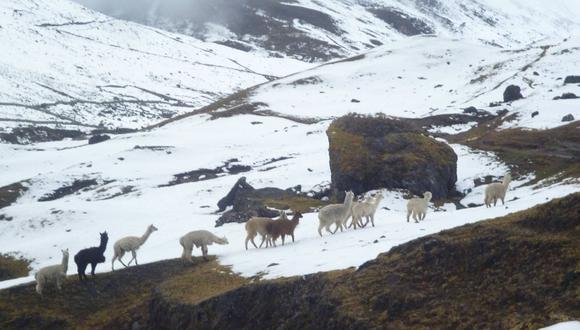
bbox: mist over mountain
[74,0,580,61]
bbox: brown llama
[265,211,303,247]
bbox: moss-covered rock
[327,114,457,199]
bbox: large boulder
[327,114,457,199]
[503,85,523,102]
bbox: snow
[0,0,310,130]
[244,35,580,129]
[541,321,580,330]
[0,113,578,289]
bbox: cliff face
[149,193,580,329]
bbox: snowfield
[244,35,580,129]
[0,0,310,130]
[0,113,578,289]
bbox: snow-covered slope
[1,110,579,288]
[200,35,580,129]
[0,0,309,131]
[75,0,580,61]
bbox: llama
[111,224,158,270]
[351,192,384,228]
[180,230,229,262]
[406,192,432,223]
[35,249,68,296]
[265,211,303,247]
[74,231,108,281]
[244,211,287,250]
[484,173,512,207]
[318,191,354,237]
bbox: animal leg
[325,225,333,234]
[77,263,87,281]
[370,215,375,227]
[406,210,412,222]
[281,235,285,246]
[318,224,324,237]
[132,250,138,265]
[90,262,97,276]
[35,277,44,296]
[258,235,267,248]
[501,196,505,205]
[201,245,208,261]
[291,233,295,243]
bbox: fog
[73,0,241,23]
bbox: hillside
[0,0,309,133]
[1,193,578,329]
[75,0,580,61]
[161,35,580,130]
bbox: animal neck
[139,228,153,246]
[61,253,69,272]
[99,237,108,252]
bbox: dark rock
[496,109,509,116]
[562,114,575,122]
[553,93,579,100]
[215,177,307,226]
[531,111,539,118]
[533,71,540,76]
[88,134,111,145]
[563,76,580,84]
[327,114,457,199]
[463,106,478,114]
[38,179,99,202]
[503,85,523,102]
[351,99,360,103]
[0,126,84,144]
[0,182,28,210]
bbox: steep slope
[75,0,580,61]
[0,0,309,132]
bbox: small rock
[251,121,263,125]
[373,240,379,244]
[496,109,509,116]
[553,93,578,100]
[118,157,124,161]
[533,71,540,76]
[531,111,539,118]
[562,114,575,122]
[267,263,279,267]
[351,98,360,103]
[307,168,313,172]
[503,85,524,102]
[88,134,110,144]
[380,235,386,239]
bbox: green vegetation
[0,254,31,281]
[450,120,580,183]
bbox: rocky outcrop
[88,134,111,144]
[563,75,580,84]
[562,114,575,122]
[215,177,318,226]
[327,114,457,199]
[149,193,580,329]
[503,85,523,102]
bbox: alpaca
[265,211,303,246]
[318,191,354,237]
[112,224,158,271]
[484,173,512,207]
[244,211,287,250]
[406,192,432,223]
[180,230,228,262]
[351,192,384,228]
[35,249,68,296]
[74,231,108,281]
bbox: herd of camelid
[33,173,511,296]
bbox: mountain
[74,0,580,61]
[0,0,309,132]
